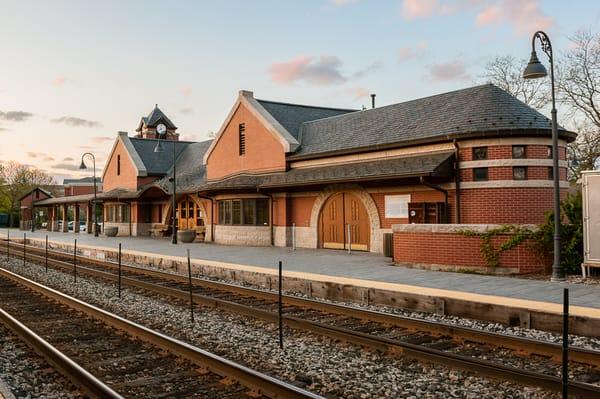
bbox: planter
[177,230,196,243]
[104,226,118,237]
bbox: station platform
[3,228,600,335]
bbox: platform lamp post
[79,152,99,237]
[522,31,563,281]
[153,123,177,244]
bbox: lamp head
[523,50,548,79]
[154,140,165,153]
[79,160,87,170]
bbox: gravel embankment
[0,324,81,399]
[0,255,559,399]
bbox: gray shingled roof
[201,151,454,191]
[129,138,192,175]
[256,99,356,140]
[289,84,574,159]
[63,177,102,185]
[141,105,177,129]
[158,139,213,193]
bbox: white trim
[459,180,570,189]
[458,137,567,148]
[290,143,455,169]
[460,159,568,168]
[101,132,147,181]
[202,90,300,165]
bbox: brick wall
[392,225,549,274]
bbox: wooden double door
[319,192,370,251]
[177,197,204,230]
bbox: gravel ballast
[0,255,562,399]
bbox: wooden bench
[149,224,169,237]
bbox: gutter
[453,139,461,223]
[419,176,449,224]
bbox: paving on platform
[2,228,599,316]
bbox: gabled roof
[129,137,192,176]
[256,99,356,140]
[136,105,177,131]
[18,187,54,201]
[288,84,575,159]
[157,139,213,194]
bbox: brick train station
[20,84,574,274]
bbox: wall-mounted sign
[385,194,411,218]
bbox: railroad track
[3,239,600,398]
[0,266,322,399]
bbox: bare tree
[0,161,55,227]
[482,55,550,109]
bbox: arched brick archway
[162,194,208,228]
[309,184,381,252]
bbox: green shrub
[534,191,584,275]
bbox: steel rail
[0,306,122,399]
[0,267,323,399]
[6,239,600,368]
[4,247,600,397]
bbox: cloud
[398,40,428,62]
[180,107,193,115]
[51,162,81,172]
[52,116,102,128]
[475,0,553,35]
[401,0,440,20]
[90,136,113,143]
[429,59,471,81]
[352,61,383,79]
[330,0,359,5]
[347,87,370,100]
[270,55,347,85]
[43,156,55,162]
[181,86,192,97]
[27,151,43,158]
[269,55,381,86]
[0,110,34,122]
[63,157,74,162]
[53,76,66,87]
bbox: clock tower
[135,104,179,140]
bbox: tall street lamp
[522,31,563,281]
[79,152,99,237]
[154,123,177,244]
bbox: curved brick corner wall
[392,224,550,274]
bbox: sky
[1,0,599,183]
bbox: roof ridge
[256,98,357,112]
[301,83,498,126]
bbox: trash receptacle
[383,233,393,258]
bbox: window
[473,167,488,181]
[218,198,269,225]
[512,145,526,159]
[547,145,553,159]
[239,123,246,155]
[117,155,121,176]
[513,166,527,180]
[105,204,130,223]
[472,147,487,160]
[548,166,554,180]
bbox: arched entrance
[176,196,205,230]
[319,192,370,251]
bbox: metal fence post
[45,235,48,273]
[23,233,26,266]
[73,239,77,283]
[118,243,122,298]
[563,288,569,399]
[6,230,9,259]
[278,260,283,349]
[187,249,194,324]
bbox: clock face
[156,124,167,135]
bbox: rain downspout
[453,139,461,224]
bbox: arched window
[117,155,121,176]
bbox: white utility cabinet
[582,170,600,277]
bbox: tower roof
[136,104,177,132]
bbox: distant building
[63,177,102,196]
